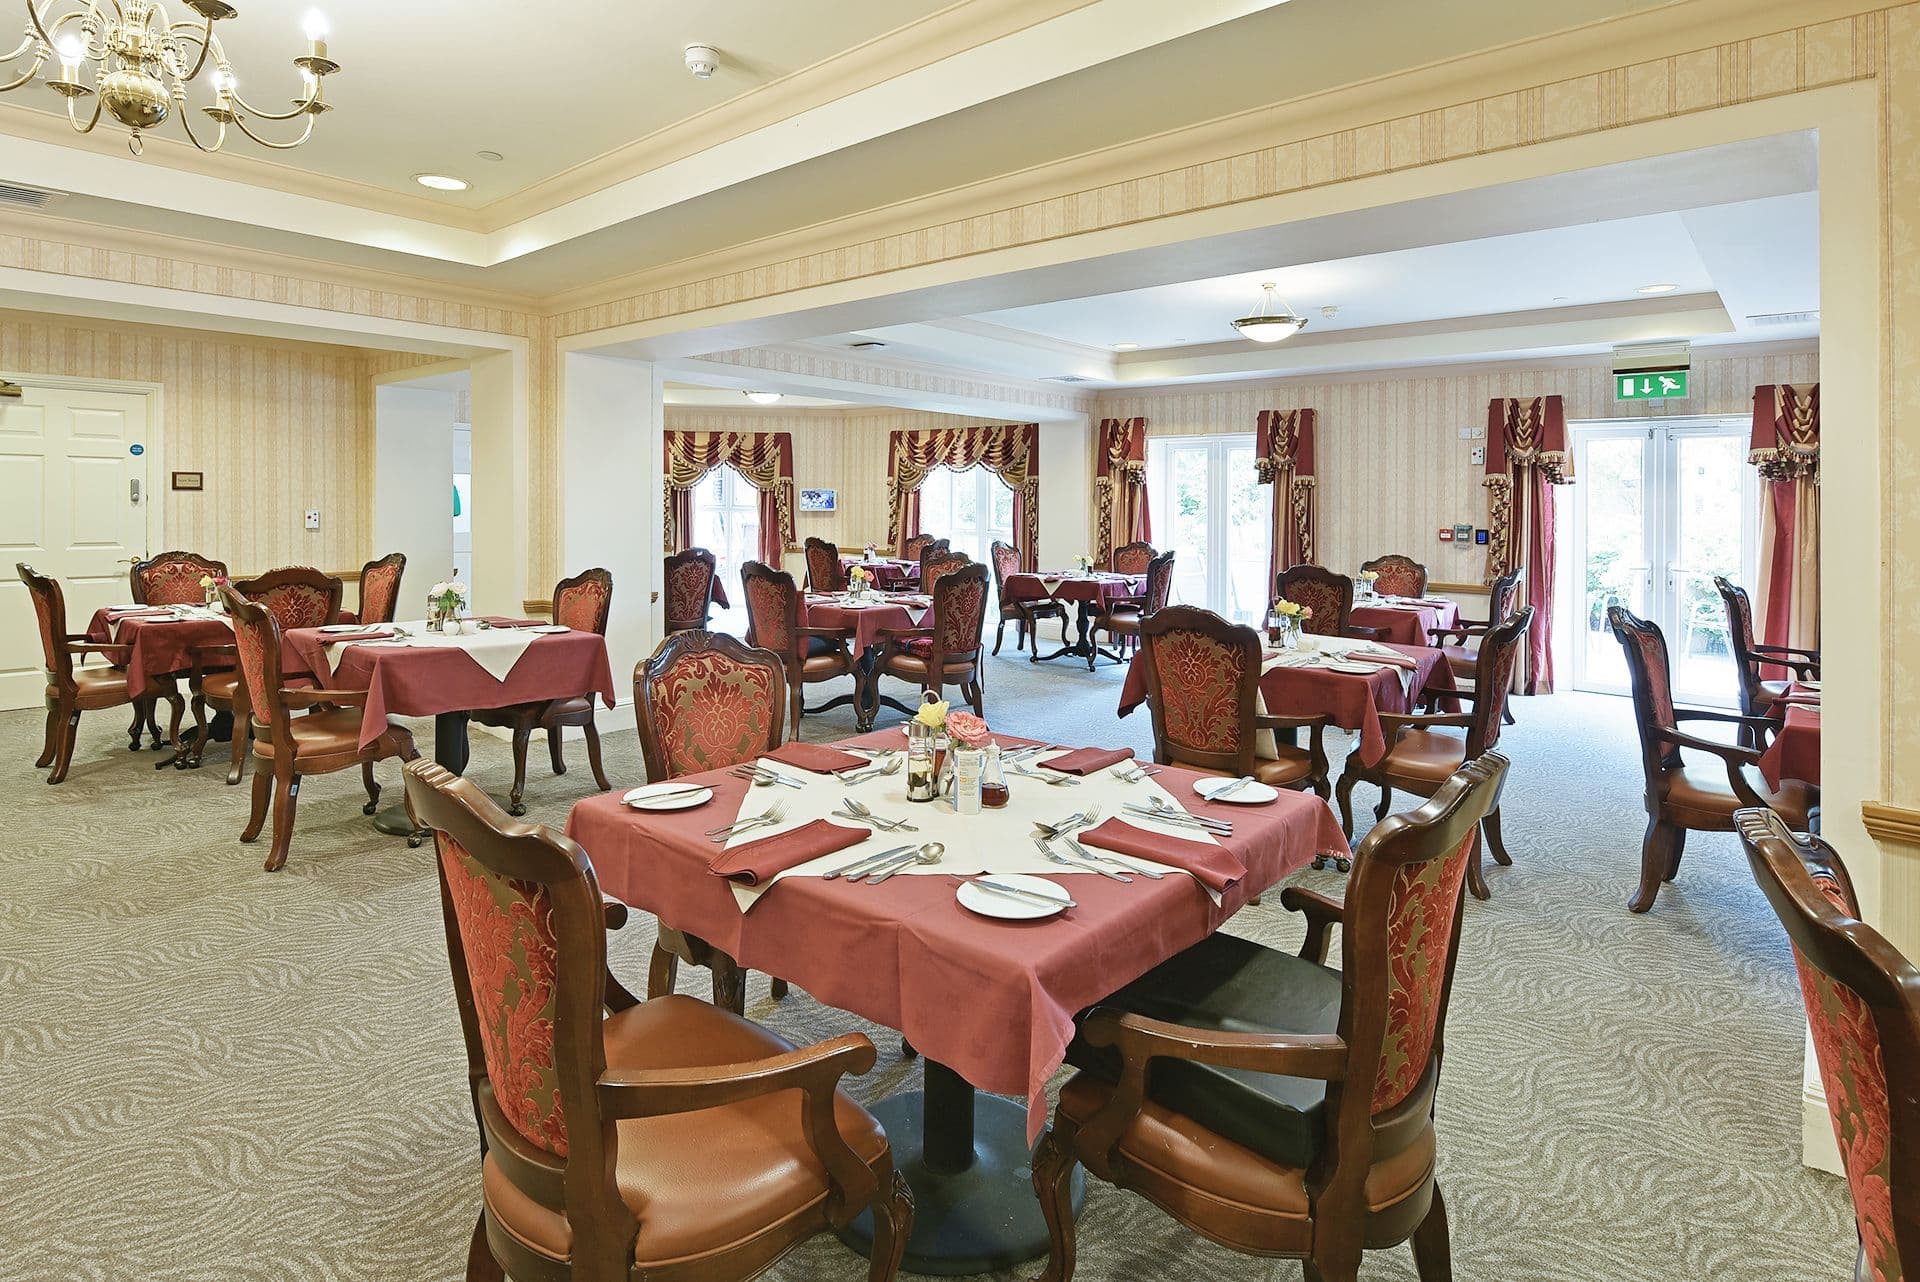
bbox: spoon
[862,842,946,884]
[1145,795,1233,832]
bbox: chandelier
[0,2,339,155]
[1230,281,1309,343]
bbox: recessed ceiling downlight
[414,173,469,192]
[1637,282,1679,294]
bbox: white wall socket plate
[1469,446,1486,465]
[304,510,321,530]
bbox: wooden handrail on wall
[1863,803,1920,848]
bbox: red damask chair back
[663,549,717,632]
[804,538,844,593]
[1361,554,1428,598]
[357,553,406,626]
[220,587,289,741]
[553,567,613,635]
[234,567,343,631]
[1140,550,1175,615]
[739,560,799,658]
[989,540,1021,605]
[921,550,970,603]
[1139,605,1259,774]
[1277,564,1353,637]
[633,630,786,780]
[901,533,935,562]
[1465,607,1531,757]
[1737,809,1920,1282]
[17,563,72,684]
[917,539,951,578]
[1112,541,1155,576]
[1608,605,1681,773]
[929,560,989,657]
[1486,567,1522,622]
[132,551,227,606]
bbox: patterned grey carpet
[0,647,1856,1281]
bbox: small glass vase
[906,721,939,802]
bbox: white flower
[431,582,449,596]
[449,580,468,596]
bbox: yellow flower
[198,575,214,589]
[913,699,950,729]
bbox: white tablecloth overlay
[720,747,1227,912]
[1253,637,1413,758]
[324,619,544,681]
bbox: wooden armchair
[186,566,344,781]
[222,584,415,872]
[663,549,718,633]
[634,630,791,1013]
[803,537,846,592]
[1136,604,1330,797]
[128,549,227,748]
[1716,575,1819,744]
[1337,607,1530,900]
[1609,604,1815,913]
[403,759,912,1282]
[864,559,988,723]
[990,538,1065,656]
[901,533,937,562]
[1276,565,1386,641]
[344,551,406,625]
[1112,540,1156,576]
[1034,752,1511,1282]
[1097,549,1174,663]
[741,559,861,737]
[18,563,183,784]
[1428,567,1520,725]
[470,569,615,815]
[1736,809,1919,1282]
[1361,553,1429,598]
[916,538,952,580]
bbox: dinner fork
[1111,761,1161,782]
[1011,763,1080,787]
[835,797,917,832]
[705,800,787,841]
[1039,810,1165,879]
[836,754,901,785]
[1032,834,1131,883]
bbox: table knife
[969,878,1077,909]
[822,845,914,880]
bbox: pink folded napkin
[109,608,173,621]
[1077,818,1248,892]
[322,630,397,646]
[708,820,869,886]
[1350,649,1420,670]
[1041,746,1136,776]
[765,742,869,774]
[481,616,544,629]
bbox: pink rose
[946,711,990,747]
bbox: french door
[1145,434,1271,625]
[1566,418,1758,704]
[691,465,761,629]
[918,464,1014,565]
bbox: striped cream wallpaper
[1094,345,1818,582]
[0,309,392,574]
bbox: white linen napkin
[327,621,539,681]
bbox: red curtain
[1749,384,1820,649]
[1255,409,1317,589]
[887,424,1040,570]
[1094,417,1150,565]
[663,430,794,565]
[1483,395,1572,694]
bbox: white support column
[468,349,531,618]
[562,350,664,714]
[372,384,456,603]
[1037,414,1093,569]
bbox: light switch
[304,510,321,530]
[1457,425,1475,440]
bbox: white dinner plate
[622,782,713,811]
[957,874,1072,920]
[1801,678,1821,691]
[1194,777,1280,804]
[319,623,365,633]
[529,624,571,634]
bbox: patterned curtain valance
[1750,383,1819,483]
[662,430,795,555]
[1255,409,1317,578]
[1483,395,1572,487]
[887,424,1041,570]
[1255,408,1316,487]
[1093,417,1148,565]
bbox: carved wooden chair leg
[506,726,531,816]
[1334,768,1360,838]
[47,706,81,784]
[37,700,60,768]
[144,692,165,748]
[1373,784,1394,821]
[547,723,567,776]
[228,684,253,785]
[867,1168,914,1282]
[581,721,611,791]
[126,701,146,751]
[1466,834,1491,902]
[1029,1124,1080,1282]
[1409,1183,1454,1281]
[646,944,679,998]
[1664,827,1687,882]
[1483,807,1513,867]
[465,1209,504,1282]
[770,977,789,1000]
[263,768,302,872]
[241,766,272,843]
[993,616,1007,655]
[361,761,382,815]
[710,957,747,1015]
[1629,818,1681,913]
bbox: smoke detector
[1320,305,1339,320]
[683,44,720,79]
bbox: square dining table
[85,604,236,763]
[1004,571,1145,669]
[840,554,920,590]
[1348,595,1461,647]
[1760,700,1820,788]
[565,727,1348,1274]
[799,592,934,730]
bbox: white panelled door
[0,384,153,710]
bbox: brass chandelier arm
[229,78,319,122]
[160,12,216,83]
[63,81,102,133]
[231,108,314,150]
[173,94,222,150]
[0,45,47,90]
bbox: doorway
[690,464,762,631]
[918,463,1015,565]
[1146,434,1271,625]
[1565,417,1758,704]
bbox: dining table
[840,554,920,590]
[283,619,616,829]
[85,603,236,764]
[1348,594,1461,647]
[565,727,1349,1274]
[1760,694,1821,788]
[1118,636,1457,767]
[1004,571,1145,669]
[799,592,934,729]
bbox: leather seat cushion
[277,708,406,757]
[480,995,886,1267]
[1666,765,1815,828]
[199,670,240,703]
[70,667,137,700]
[801,654,851,679]
[1441,646,1480,675]
[1374,729,1468,784]
[1066,932,1341,1169]
[883,652,976,678]
[544,695,592,718]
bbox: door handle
[129,478,141,505]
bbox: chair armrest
[1342,625,1388,641]
[1279,886,1346,963]
[1654,727,1769,806]
[281,686,369,709]
[1426,624,1487,645]
[599,1032,880,1211]
[1672,707,1775,730]
[874,626,934,642]
[1254,712,1330,731]
[1752,643,1820,662]
[1380,711,1472,736]
[602,895,629,931]
[65,640,132,662]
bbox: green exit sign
[1616,369,1690,400]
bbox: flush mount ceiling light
[1230,282,1309,343]
[414,173,469,192]
[1,2,340,155]
[1637,282,1679,294]
[1112,342,1139,351]
[743,390,783,405]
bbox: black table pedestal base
[374,710,470,841]
[837,1062,1084,1276]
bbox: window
[1146,434,1271,625]
[917,464,1015,564]
[691,465,761,630]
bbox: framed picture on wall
[171,471,204,491]
[799,488,837,513]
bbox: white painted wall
[1036,415,1093,568]
[373,383,455,608]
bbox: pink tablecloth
[1007,572,1144,607]
[1760,705,1820,787]
[1118,643,1456,767]
[566,727,1348,1139]
[283,628,617,751]
[841,556,919,590]
[86,608,232,696]
[802,595,932,653]
[1349,598,1461,647]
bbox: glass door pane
[1223,445,1270,625]
[1165,444,1211,607]
[1145,436,1270,621]
[1666,431,1750,704]
[1570,431,1651,694]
